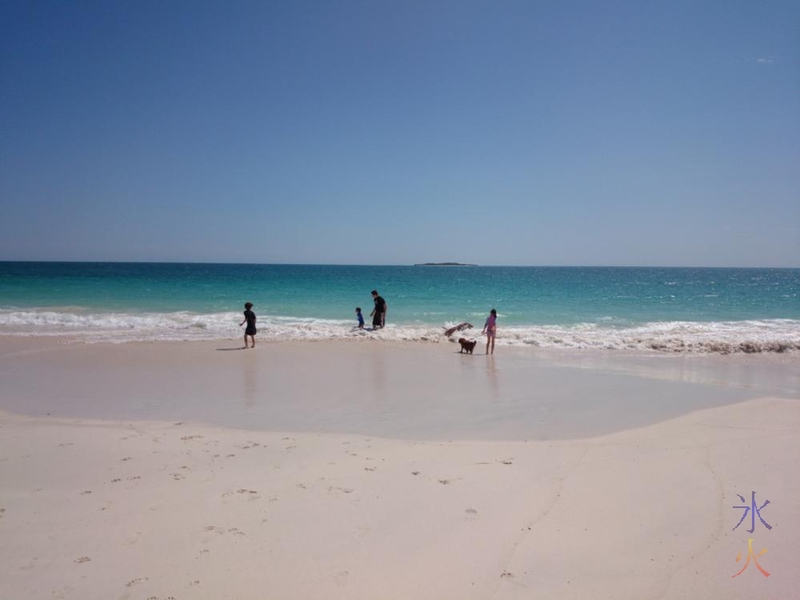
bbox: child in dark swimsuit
[240,302,257,349]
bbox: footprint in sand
[171,473,185,481]
[500,460,513,465]
[411,471,421,476]
[228,528,245,536]
[438,479,451,485]
[126,577,148,587]
[237,441,260,450]
[364,467,376,472]
[181,435,204,442]
[0,507,5,518]
[466,508,478,514]
[80,491,92,495]
[111,478,122,483]
[126,476,141,481]
[356,525,370,538]
[237,489,258,495]
[74,557,91,564]
[121,457,132,462]
[500,571,513,578]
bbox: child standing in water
[482,308,497,355]
[240,302,257,349]
[355,307,365,329]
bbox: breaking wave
[0,309,798,354]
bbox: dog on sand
[458,338,477,354]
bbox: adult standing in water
[370,290,387,329]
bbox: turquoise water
[1,262,799,352]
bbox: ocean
[0,262,798,353]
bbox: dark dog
[458,338,477,354]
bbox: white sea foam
[0,309,798,353]
[496,319,800,353]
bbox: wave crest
[0,309,798,354]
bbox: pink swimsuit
[485,314,496,336]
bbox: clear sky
[1,1,798,266]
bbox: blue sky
[1,1,797,266]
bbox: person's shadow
[216,347,247,351]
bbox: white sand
[0,338,798,599]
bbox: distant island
[414,262,478,267]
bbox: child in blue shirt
[355,307,365,329]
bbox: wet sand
[0,337,798,599]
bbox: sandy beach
[1,338,798,599]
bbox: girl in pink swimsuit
[482,308,497,355]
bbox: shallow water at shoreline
[1,338,797,441]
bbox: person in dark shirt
[239,302,257,349]
[370,290,387,329]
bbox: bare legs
[244,334,256,349]
[485,332,495,355]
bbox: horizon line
[0,260,798,270]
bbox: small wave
[0,309,798,354]
[497,320,800,354]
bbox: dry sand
[0,337,798,599]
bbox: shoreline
[0,336,797,441]
[2,306,800,354]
